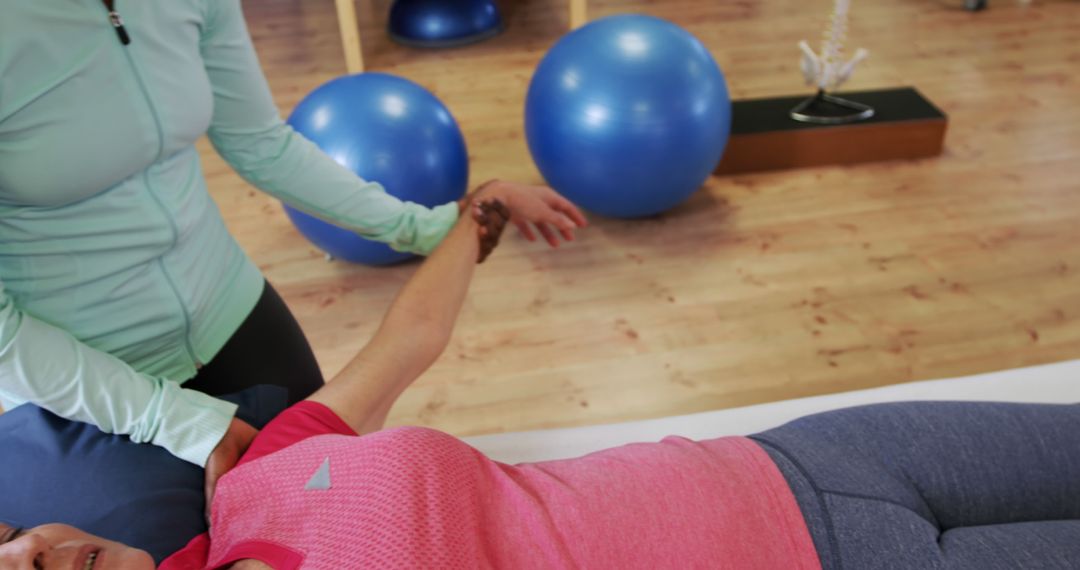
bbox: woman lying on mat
[3,198,1079,569]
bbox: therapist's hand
[467,180,588,248]
[204,417,258,522]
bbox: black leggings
[183,281,324,404]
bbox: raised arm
[307,198,510,434]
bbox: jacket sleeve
[0,280,237,467]
[198,0,458,255]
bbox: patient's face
[0,522,153,569]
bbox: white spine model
[799,0,868,92]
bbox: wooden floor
[202,0,1080,437]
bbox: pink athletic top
[162,402,820,569]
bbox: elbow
[381,312,454,365]
[407,320,454,365]
[414,332,452,371]
[208,122,293,182]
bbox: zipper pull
[108,10,131,45]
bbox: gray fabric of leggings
[751,402,1080,570]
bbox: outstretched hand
[204,417,258,523]
[469,180,587,248]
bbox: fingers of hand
[537,223,560,248]
[556,223,575,242]
[204,463,222,523]
[545,193,588,227]
[204,418,257,522]
[552,212,578,239]
[515,219,537,241]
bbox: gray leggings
[751,402,1080,569]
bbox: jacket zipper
[107,1,200,368]
[102,0,131,45]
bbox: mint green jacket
[0,0,458,466]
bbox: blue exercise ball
[525,15,731,219]
[389,0,503,48]
[284,73,468,265]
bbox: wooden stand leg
[334,0,365,73]
[570,0,587,29]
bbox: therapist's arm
[0,280,239,468]
[199,0,457,254]
[198,0,586,253]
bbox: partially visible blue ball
[525,15,731,219]
[389,0,503,48]
[284,73,468,266]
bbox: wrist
[458,182,505,218]
[472,180,506,203]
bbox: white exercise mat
[464,359,1080,464]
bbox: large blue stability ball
[389,0,503,48]
[284,73,468,265]
[525,15,731,219]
